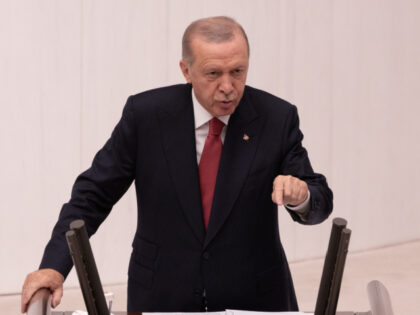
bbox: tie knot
[209,118,224,136]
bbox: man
[22,16,332,312]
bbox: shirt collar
[192,89,230,129]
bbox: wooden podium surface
[53,312,143,315]
[52,312,356,315]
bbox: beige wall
[1,0,419,294]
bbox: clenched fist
[271,175,308,207]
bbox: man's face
[180,33,249,117]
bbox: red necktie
[199,117,225,230]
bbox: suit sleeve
[39,96,137,278]
[279,105,333,225]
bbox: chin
[214,102,238,116]
[213,108,233,117]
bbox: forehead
[190,35,249,67]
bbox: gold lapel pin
[243,134,250,141]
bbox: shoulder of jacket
[125,84,191,113]
[130,84,190,102]
[244,85,296,113]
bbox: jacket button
[202,251,210,260]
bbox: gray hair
[182,16,250,65]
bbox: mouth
[218,100,234,108]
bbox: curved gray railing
[26,288,51,315]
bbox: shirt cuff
[286,190,311,218]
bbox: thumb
[50,285,63,308]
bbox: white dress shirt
[192,91,230,164]
[191,89,310,217]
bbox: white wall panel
[330,0,420,251]
[0,0,82,293]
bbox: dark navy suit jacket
[40,84,333,312]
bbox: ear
[179,60,192,83]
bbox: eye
[232,68,244,76]
[206,71,219,80]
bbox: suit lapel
[158,85,205,244]
[204,90,262,248]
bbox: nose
[218,75,234,95]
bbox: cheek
[194,83,216,106]
[200,83,217,98]
[233,79,246,90]
[197,88,211,104]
